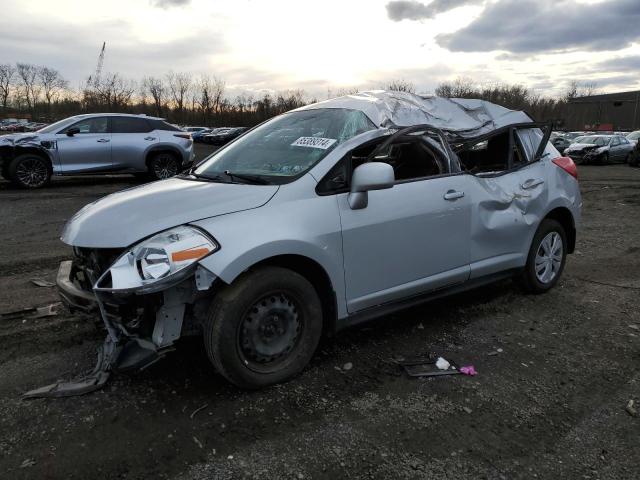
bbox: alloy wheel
[152,155,178,179]
[16,158,49,188]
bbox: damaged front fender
[0,134,57,175]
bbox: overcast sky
[1,0,639,99]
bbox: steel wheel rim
[16,158,48,187]
[238,292,302,373]
[153,155,178,179]
[535,231,563,284]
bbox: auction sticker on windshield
[291,137,337,149]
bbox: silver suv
[0,113,194,188]
[32,92,581,397]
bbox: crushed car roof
[294,90,533,139]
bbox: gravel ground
[0,161,638,480]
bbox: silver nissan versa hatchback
[28,91,581,397]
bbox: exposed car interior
[456,129,530,175]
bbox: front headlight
[95,226,218,293]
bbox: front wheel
[204,266,323,389]
[518,219,567,294]
[8,154,52,188]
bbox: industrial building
[567,90,640,131]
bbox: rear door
[55,117,111,173]
[465,124,552,278]
[110,116,157,172]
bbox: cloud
[595,55,640,72]
[0,16,225,85]
[436,0,640,53]
[150,0,191,8]
[386,0,482,21]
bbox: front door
[55,116,111,173]
[337,130,471,313]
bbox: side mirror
[348,162,394,210]
[66,127,80,137]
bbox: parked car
[0,113,195,188]
[626,130,640,146]
[203,126,249,145]
[564,134,634,164]
[40,91,580,396]
[191,128,212,142]
[551,134,573,153]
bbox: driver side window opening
[317,131,450,194]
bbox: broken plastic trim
[23,335,120,399]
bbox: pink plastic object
[460,365,477,376]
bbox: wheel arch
[1,145,54,172]
[144,145,183,169]
[245,254,338,336]
[544,206,576,253]
[205,251,340,336]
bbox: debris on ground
[397,355,464,378]
[190,403,208,419]
[30,278,55,288]
[435,357,450,370]
[0,302,62,321]
[462,406,473,414]
[343,362,353,371]
[19,459,36,468]
[193,436,204,449]
[33,303,62,319]
[460,365,477,376]
[626,399,637,417]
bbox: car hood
[61,177,279,248]
[566,143,604,151]
[0,132,43,145]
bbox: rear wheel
[518,219,567,294]
[148,152,180,180]
[8,154,51,188]
[204,266,323,389]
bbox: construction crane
[86,42,106,89]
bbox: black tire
[518,219,568,294]
[148,152,180,180]
[204,266,323,389]
[598,152,608,165]
[8,154,51,188]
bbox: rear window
[111,117,153,133]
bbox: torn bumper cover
[24,254,217,399]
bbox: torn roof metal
[294,90,533,139]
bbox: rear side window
[149,119,181,132]
[111,117,153,133]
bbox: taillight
[174,133,192,141]
[552,156,578,180]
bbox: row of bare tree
[0,62,596,128]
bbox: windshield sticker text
[291,137,337,150]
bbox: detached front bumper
[57,260,98,314]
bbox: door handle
[144,136,157,141]
[521,178,544,190]
[443,190,465,200]
[96,138,110,143]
